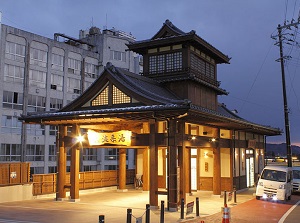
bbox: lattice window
[92,86,109,106]
[113,85,130,104]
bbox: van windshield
[293,170,300,179]
[261,169,286,182]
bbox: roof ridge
[106,63,188,104]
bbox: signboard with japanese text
[87,130,132,146]
[186,201,194,215]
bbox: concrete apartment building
[0,19,140,174]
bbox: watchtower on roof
[127,19,231,111]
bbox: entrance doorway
[191,148,197,191]
[245,149,254,187]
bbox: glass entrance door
[191,148,197,191]
[246,149,254,187]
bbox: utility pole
[274,19,300,167]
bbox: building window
[26,144,45,161]
[26,124,45,136]
[52,53,64,71]
[83,148,97,161]
[49,145,57,161]
[110,50,126,62]
[51,74,63,91]
[0,144,21,161]
[112,85,131,104]
[105,148,118,160]
[5,42,25,62]
[4,64,24,84]
[68,58,81,75]
[49,125,57,136]
[48,166,57,173]
[30,48,47,67]
[1,115,22,134]
[50,98,63,111]
[149,52,182,74]
[2,91,23,110]
[27,94,46,112]
[104,165,118,170]
[191,54,215,79]
[84,81,93,91]
[92,85,109,106]
[30,167,44,175]
[85,63,98,78]
[104,149,128,160]
[67,77,81,94]
[29,70,46,88]
[83,165,97,171]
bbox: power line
[239,42,274,113]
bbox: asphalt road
[190,195,300,223]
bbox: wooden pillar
[168,119,178,211]
[56,125,67,200]
[143,147,149,191]
[149,119,158,207]
[70,125,80,201]
[213,146,221,195]
[184,148,191,195]
[177,121,189,203]
[118,148,127,191]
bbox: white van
[256,165,292,201]
[292,166,300,193]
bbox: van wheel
[256,196,260,200]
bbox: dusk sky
[1,1,300,145]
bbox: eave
[127,33,230,64]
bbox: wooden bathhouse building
[20,20,281,211]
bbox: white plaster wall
[0,184,33,203]
[221,148,230,177]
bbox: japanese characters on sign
[87,130,132,146]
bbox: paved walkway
[0,186,256,223]
[36,186,256,222]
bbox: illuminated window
[92,85,109,106]
[92,84,132,106]
[149,52,182,74]
[113,85,130,104]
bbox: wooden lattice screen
[0,162,30,185]
[32,169,135,195]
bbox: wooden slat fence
[0,163,30,186]
[32,169,135,195]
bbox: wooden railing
[32,169,135,195]
[0,162,30,186]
